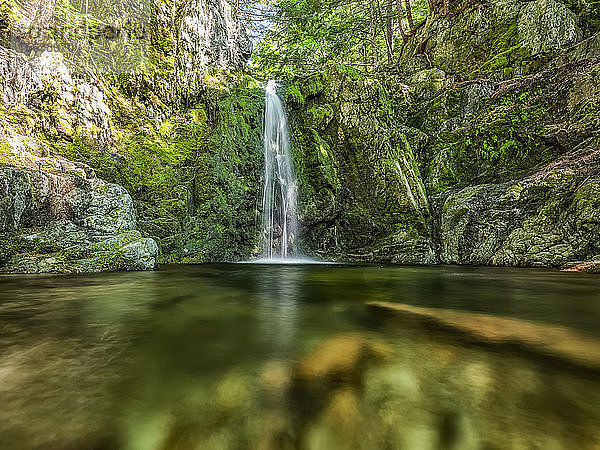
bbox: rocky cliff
[289,0,600,268]
[0,0,255,272]
[1,0,598,271]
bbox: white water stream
[261,80,299,259]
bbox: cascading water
[262,80,299,259]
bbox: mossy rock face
[418,57,600,191]
[180,77,264,262]
[288,69,434,262]
[398,0,586,81]
[2,229,159,274]
[2,0,599,269]
[0,235,32,265]
[433,159,600,267]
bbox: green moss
[312,129,341,191]
[467,22,545,80]
[0,236,31,265]
[0,140,11,164]
[32,239,62,255]
[429,156,457,194]
[93,230,142,252]
[182,79,264,262]
[432,89,551,184]
[305,104,333,129]
[285,71,328,104]
[92,250,129,272]
[60,246,88,260]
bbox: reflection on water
[0,264,599,449]
[256,267,300,359]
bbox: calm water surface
[0,264,599,449]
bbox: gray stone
[0,164,158,273]
[518,0,581,56]
[0,167,31,232]
[121,238,160,271]
[67,179,137,234]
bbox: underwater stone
[367,302,600,372]
[293,333,393,385]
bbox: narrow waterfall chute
[262,80,299,259]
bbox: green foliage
[0,234,63,265]
[252,0,430,78]
[0,235,30,265]
[284,71,328,104]
[0,140,11,164]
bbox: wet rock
[68,179,137,234]
[304,387,366,450]
[260,360,293,400]
[561,259,600,274]
[0,166,30,232]
[321,387,363,438]
[99,235,159,272]
[214,372,254,414]
[293,70,433,263]
[280,333,394,449]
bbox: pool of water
[1,264,599,449]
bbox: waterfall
[262,80,299,259]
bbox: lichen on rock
[0,162,159,273]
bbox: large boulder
[0,164,159,273]
[518,0,581,56]
[433,160,600,267]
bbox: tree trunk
[368,1,379,67]
[385,0,394,65]
[395,0,409,42]
[404,0,415,32]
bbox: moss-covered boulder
[433,156,600,267]
[0,163,159,273]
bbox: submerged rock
[367,301,600,372]
[293,333,394,386]
[262,333,395,450]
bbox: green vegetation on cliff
[1,0,599,269]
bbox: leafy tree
[247,0,430,78]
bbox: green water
[1,264,599,449]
